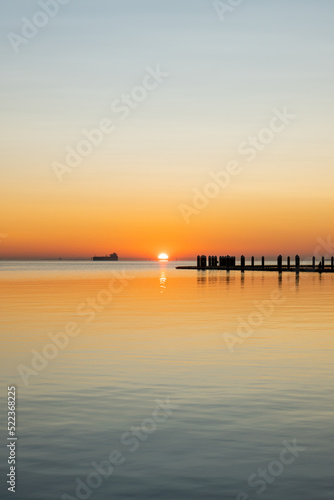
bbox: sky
[0,0,333,259]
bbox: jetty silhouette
[177,255,334,273]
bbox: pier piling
[295,255,300,274]
[277,255,283,273]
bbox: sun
[158,253,169,261]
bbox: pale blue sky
[1,0,334,192]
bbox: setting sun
[158,253,169,260]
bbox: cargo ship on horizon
[92,253,118,261]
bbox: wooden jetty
[176,255,334,273]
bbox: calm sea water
[0,261,333,500]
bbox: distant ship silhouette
[92,252,118,261]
